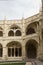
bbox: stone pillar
[37,23,39,32]
[3,20,8,37]
[22,45,26,60]
[22,18,26,36]
[37,43,41,58]
[3,47,7,60]
[38,20,43,58]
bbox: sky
[0,0,42,20]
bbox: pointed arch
[26,22,39,35]
[26,27,35,35]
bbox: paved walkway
[26,59,43,65]
[26,62,32,65]
[25,59,43,65]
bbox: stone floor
[26,60,43,65]
[26,62,32,65]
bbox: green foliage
[0,62,25,65]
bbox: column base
[3,55,7,61]
[22,56,26,61]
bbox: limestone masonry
[0,3,43,61]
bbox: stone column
[22,18,26,36]
[37,43,41,58]
[3,20,8,37]
[37,23,39,32]
[3,47,7,60]
[38,20,43,58]
[22,45,26,60]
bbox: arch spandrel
[8,24,21,30]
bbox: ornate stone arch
[6,41,22,57]
[15,29,22,36]
[26,21,39,35]
[8,24,22,36]
[8,30,14,36]
[25,39,38,59]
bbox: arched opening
[25,40,38,59]
[7,41,22,57]
[8,30,14,36]
[0,31,3,37]
[15,30,21,36]
[0,44,3,57]
[26,22,38,35]
[26,27,35,35]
